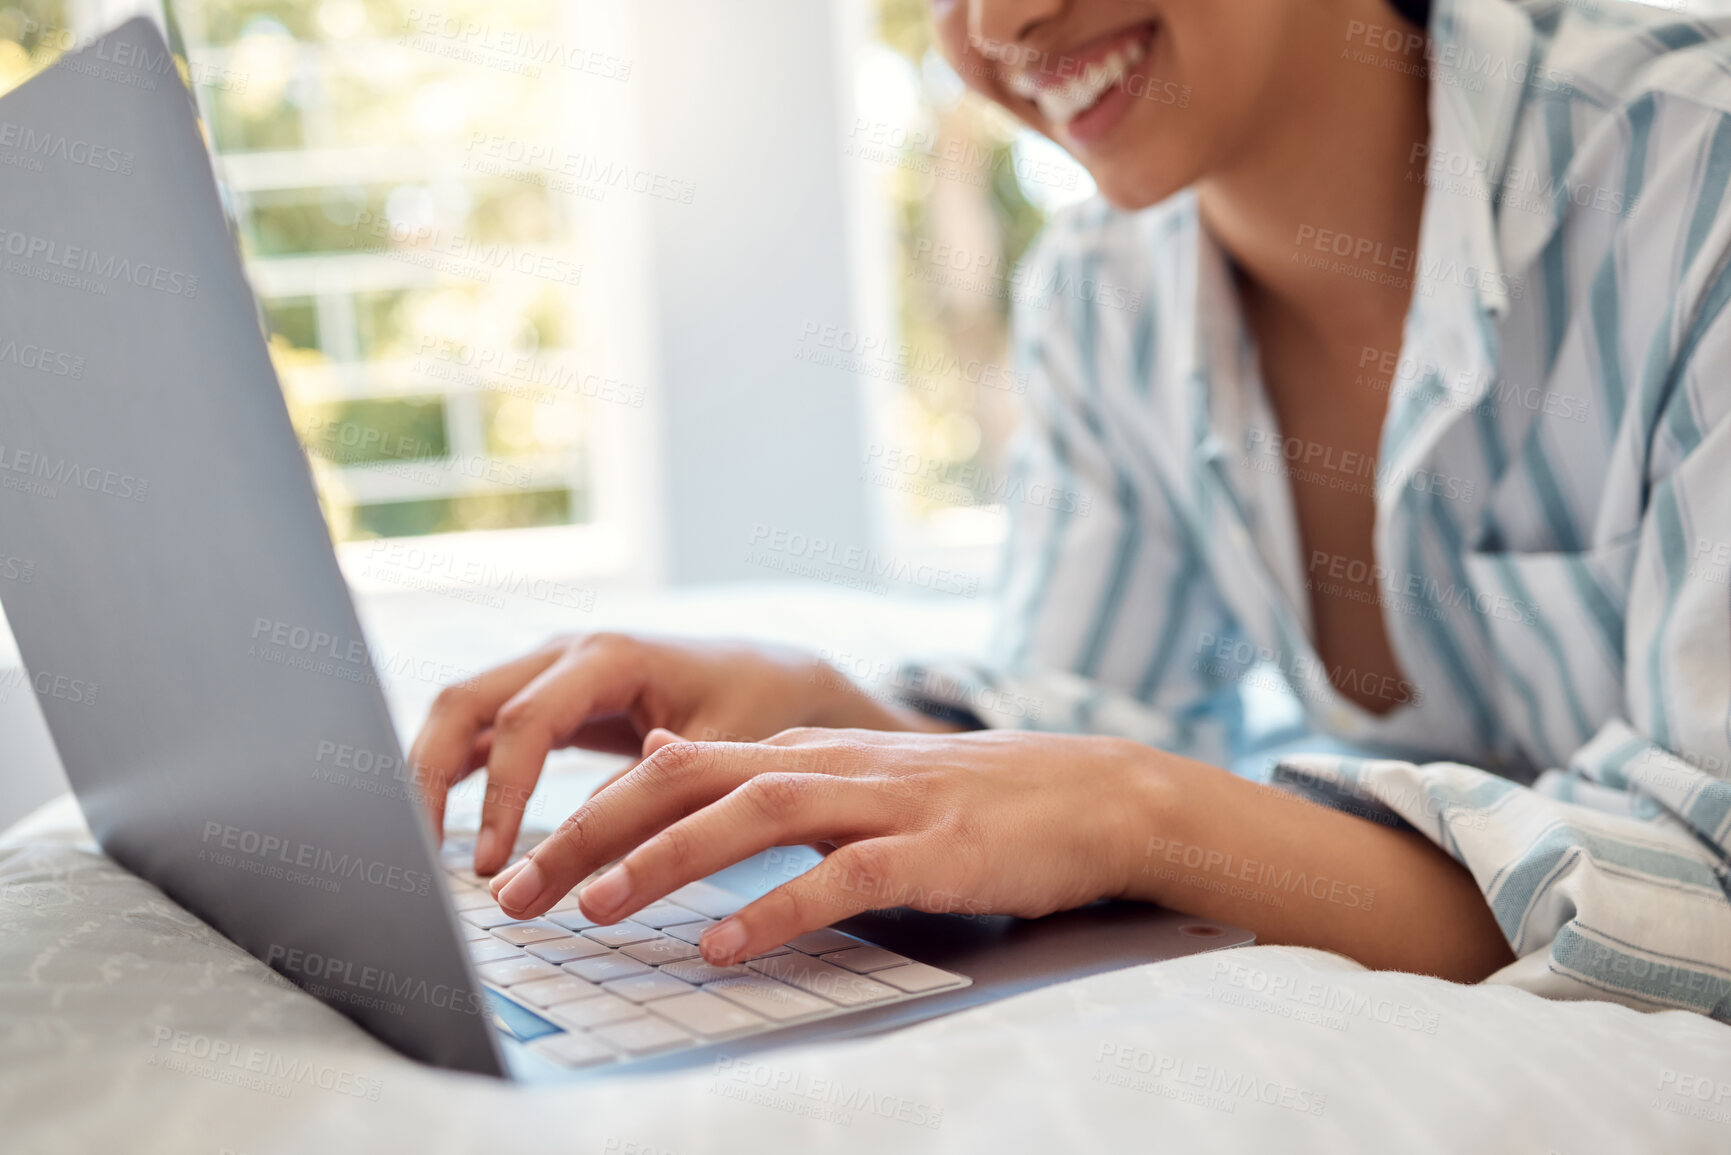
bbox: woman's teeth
[1007,36,1147,127]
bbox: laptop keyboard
[439,834,970,1069]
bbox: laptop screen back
[0,18,501,1076]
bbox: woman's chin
[1087,166,1189,212]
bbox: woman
[414,0,1731,1015]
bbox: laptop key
[601,971,696,1004]
[821,945,911,974]
[648,990,767,1039]
[512,975,603,1008]
[450,889,497,912]
[476,957,564,987]
[549,910,601,932]
[468,940,523,965]
[666,880,746,920]
[460,924,494,943]
[628,900,710,928]
[531,1032,615,1069]
[748,954,895,1006]
[874,962,967,994]
[581,922,660,948]
[786,928,863,955]
[659,959,752,985]
[619,934,702,967]
[591,1017,693,1056]
[704,975,832,1022]
[563,953,654,983]
[492,920,570,946]
[661,919,715,945]
[546,993,645,1030]
[526,936,611,964]
[459,904,524,930]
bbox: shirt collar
[1423,0,1539,320]
[1182,0,1541,464]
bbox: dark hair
[1387,0,1432,27]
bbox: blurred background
[0,0,1093,826]
[8,0,1709,831]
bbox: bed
[4,586,1729,1153]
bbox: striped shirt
[903,0,1731,1018]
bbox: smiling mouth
[1002,24,1156,128]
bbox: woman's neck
[1196,6,1431,350]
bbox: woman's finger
[476,644,648,873]
[408,645,565,839]
[492,739,771,917]
[565,715,646,757]
[575,772,898,925]
[642,726,684,758]
[698,840,908,965]
[581,725,685,802]
[581,715,769,800]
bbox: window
[171,0,629,546]
[854,0,1092,562]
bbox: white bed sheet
[6,794,1731,1155]
[5,587,1731,1153]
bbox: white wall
[0,0,885,828]
[631,0,873,584]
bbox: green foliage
[351,488,577,539]
[877,0,933,61]
[304,397,449,464]
[263,298,318,350]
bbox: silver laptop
[0,17,1252,1082]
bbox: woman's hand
[485,724,1516,982]
[487,727,1159,965]
[409,634,955,873]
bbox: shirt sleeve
[893,209,1240,763]
[1274,280,1731,1019]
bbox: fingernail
[580,863,632,919]
[701,919,747,965]
[497,857,549,914]
[474,827,501,873]
[488,857,529,898]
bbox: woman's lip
[1004,19,1159,139]
[1008,21,1158,92]
[1060,74,1137,146]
